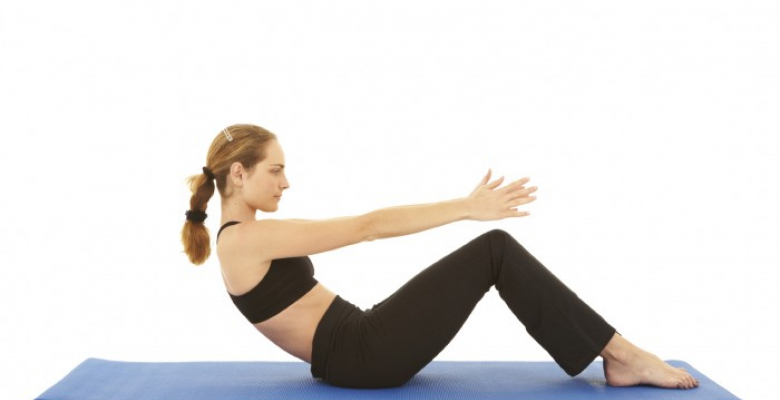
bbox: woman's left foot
[600,333,699,390]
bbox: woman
[181,124,699,390]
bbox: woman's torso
[217,223,337,363]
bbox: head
[181,124,289,265]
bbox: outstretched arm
[228,170,535,261]
[364,169,536,241]
[364,198,470,241]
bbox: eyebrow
[270,164,285,168]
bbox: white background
[1,1,778,399]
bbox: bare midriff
[221,258,337,364]
[252,283,337,363]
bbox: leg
[333,229,616,387]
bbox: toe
[678,376,691,390]
[688,376,698,389]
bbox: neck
[220,197,258,225]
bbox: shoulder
[216,222,264,267]
[218,216,369,264]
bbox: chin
[260,205,280,213]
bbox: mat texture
[36,358,739,400]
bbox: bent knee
[483,228,527,254]
[476,228,508,239]
[484,228,514,245]
[486,228,510,238]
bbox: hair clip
[223,128,233,142]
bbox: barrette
[223,128,233,142]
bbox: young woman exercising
[181,124,699,390]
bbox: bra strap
[217,221,241,242]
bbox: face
[236,140,290,213]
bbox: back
[217,221,322,324]
[229,255,319,324]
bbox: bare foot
[600,333,699,390]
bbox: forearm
[364,197,471,241]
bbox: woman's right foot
[600,333,699,390]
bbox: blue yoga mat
[36,358,739,400]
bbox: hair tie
[202,166,215,180]
[185,210,208,223]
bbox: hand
[466,168,537,221]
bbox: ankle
[600,333,629,362]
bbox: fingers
[487,176,504,189]
[505,182,537,198]
[495,176,530,192]
[509,185,537,196]
[480,168,491,185]
[508,209,531,217]
[509,195,537,207]
[484,174,534,194]
[524,186,538,196]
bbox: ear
[228,162,245,188]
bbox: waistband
[310,295,360,381]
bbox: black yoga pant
[310,229,616,388]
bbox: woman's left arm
[364,169,535,241]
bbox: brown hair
[181,124,278,265]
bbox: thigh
[357,231,499,384]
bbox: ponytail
[182,124,277,265]
[181,170,216,265]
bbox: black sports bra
[217,221,319,324]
